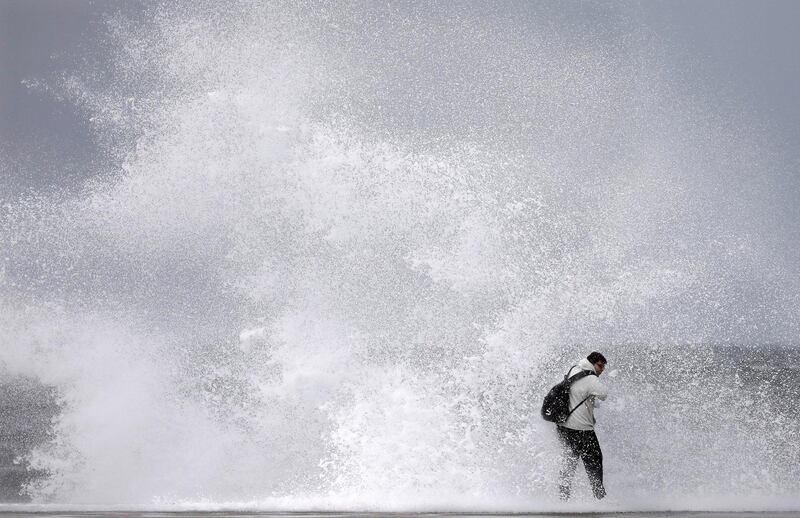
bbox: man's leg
[556,426,579,501]
[580,430,606,499]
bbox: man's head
[587,351,607,375]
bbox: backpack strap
[564,369,597,419]
[565,366,595,382]
[566,395,593,419]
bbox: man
[556,351,608,501]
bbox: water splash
[1,1,798,508]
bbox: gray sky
[638,0,800,146]
[0,0,141,197]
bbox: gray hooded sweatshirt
[561,358,609,431]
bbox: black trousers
[556,426,605,500]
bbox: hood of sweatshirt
[577,357,596,373]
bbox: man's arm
[590,378,608,401]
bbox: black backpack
[540,365,597,423]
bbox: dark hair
[587,351,607,365]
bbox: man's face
[594,361,606,376]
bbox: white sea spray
[1,1,798,509]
